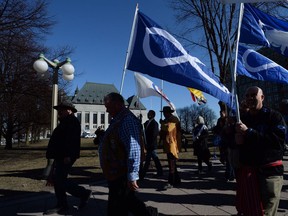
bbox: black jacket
[46,114,81,160]
[240,107,286,175]
[144,119,159,151]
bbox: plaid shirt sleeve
[119,114,141,181]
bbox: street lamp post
[33,53,75,178]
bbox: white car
[84,134,96,138]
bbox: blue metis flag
[237,45,288,83]
[127,11,233,109]
[240,3,288,57]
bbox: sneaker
[78,190,92,210]
[163,183,173,190]
[43,206,68,215]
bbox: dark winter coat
[46,114,81,160]
[240,107,286,176]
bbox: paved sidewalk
[1,157,288,216]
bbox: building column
[89,111,93,133]
[105,112,109,130]
[81,111,85,134]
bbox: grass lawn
[0,137,217,200]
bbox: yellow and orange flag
[187,88,207,105]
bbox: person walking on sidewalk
[213,107,236,181]
[140,110,163,180]
[44,101,92,215]
[192,116,212,174]
[235,86,286,216]
[99,92,158,216]
[159,106,182,190]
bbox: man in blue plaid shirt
[99,92,158,216]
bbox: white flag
[134,72,175,110]
[221,0,286,3]
[134,72,160,98]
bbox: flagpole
[224,3,238,119]
[223,3,236,98]
[134,74,143,125]
[136,95,143,123]
[120,3,139,94]
[225,3,244,122]
[232,3,245,122]
[160,80,163,120]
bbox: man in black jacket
[235,86,286,216]
[44,102,92,215]
[140,110,163,179]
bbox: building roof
[71,82,119,104]
[71,82,146,109]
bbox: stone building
[70,82,148,136]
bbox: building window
[77,113,81,122]
[85,113,90,124]
[93,113,98,129]
[93,113,97,124]
[101,113,105,124]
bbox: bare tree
[0,0,54,40]
[169,1,288,85]
[197,105,217,129]
[178,107,193,133]
[0,0,57,149]
[169,0,288,123]
[170,0,237,85]
[178,104,216,132]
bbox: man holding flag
[235,86,286,216]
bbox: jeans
[53,159,89,207]
[141,149,163,178]
[107,176,148,216]
[258,174,283,216]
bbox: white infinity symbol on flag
[143,27,197,67]
[143,26,230,93]
[242,49,278,72]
